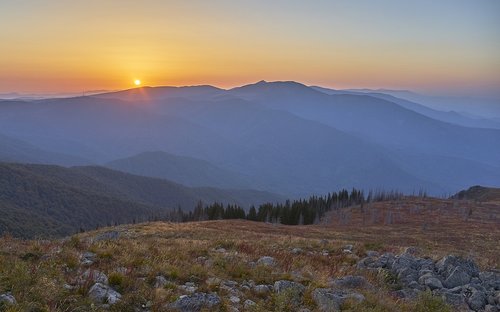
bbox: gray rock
[292,248,303,254]
[343,244,354,252]
[80,251,96,266]
[154,275,168,288]
[366,250,379,257]
[88,283,122,304]
[312,288,365,312]
[243,299,256,309]
[0,292,16,305]
[436,255,479,279]
[485,304,499,312]
[330,275,371,289]
[253,284,271,295]
[467,288,486,311]
[444,266,471,288]
[257,256,276,267]
[480,271,500,290]
[169,293,221,312]
[424,277,444,290]
[274,280,305,295]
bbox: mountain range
[1,81,499,198]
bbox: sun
[134,79,141,86]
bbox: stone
[229,295,240,304]
[180,282,198,293]
[243,299,256,309]
[206,277,221,287]
[0,292,16,305]
[215,248,227,253]
[330,275,371,289]
[274,280,305,295]
[292,248,303,255]
[436,255,479,278]
[366,250,379,257]
[424,277,443,290]
[312,288,365,312]
[467,288,486,311]
[485,304,499,312]
[169,292,221,312]
[80,251,96,266]
[257,256,276,266]
[444,267,471,288]
[154,275,168,288]
[88,283,121,304]
[253,284,271,295]
[343,244,354,252]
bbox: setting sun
[134,79,141,86]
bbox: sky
[1,0,499,96]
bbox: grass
[0,197,498,311]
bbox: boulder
[444,267,471,288]
[80,251,96,266]
[312,288,365,311]
[257,256,276,267]
[466,288,487,311]
[436,255,479,279]
[0,292,16,305]
[244,299,256,309]
[424,277,444,290]
[274,280,305,295]
[169,293,221,312]
[88,283,121,304]
[154,275,168,288]
[253,284,271,295]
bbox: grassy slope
[0,196,498,311]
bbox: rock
[424,277,444,290]
[243,299,256,309]
[274,280,305,295]
[253,284,271,295]
[169,292,221,312]
[79,269,108,285]
[312,288,365,311]
[292,248,303,255]
[80,251,96,266]
[0,292,16,305]
[330,275,371,289]
[467,288,486,311]
[480,271,500,290]
[485,304,499,312]
[154,275,168,288]
[343,244,354,252]
[436,255,479,279]
[444,266,471,288]
[366,250,379,257]
[404,247,419,255]
[88,283,121,304]
[214,248,227,253]
[229,295,240,304]
[180,282,197,293]
[257,256,276,267]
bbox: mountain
[311,86,500,129]
[0,132,90,166]
[0,162,284,238]
[106,151,254,189]
[452,185,500,202]
[1,81,499,197]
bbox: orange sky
[1,1,499,96]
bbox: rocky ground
[0,197,499,311]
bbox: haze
[1,0,500,96]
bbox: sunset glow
[134,80,141,86]
[0,1,499,96]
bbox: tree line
[160,188,405,226]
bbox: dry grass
[0,197,498,311]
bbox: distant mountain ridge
[1,81,499,197]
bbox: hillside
[106,151,253,189]
[0,196,498,311]
[452,185,500,202]
[0,163,283,238]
